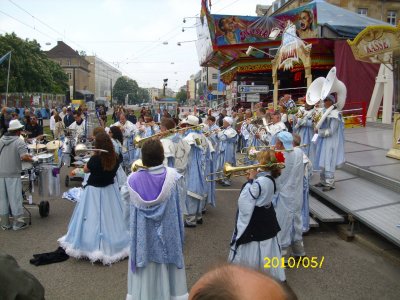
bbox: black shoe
[202,210,206,215]
[314,183,324,187]
[196,219,203,225]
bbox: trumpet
[133,128,178,147]
[205,162,285,182]
[204,127,222,137]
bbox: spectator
[54,114,64,139]
[36,109,43,127]
[63,108,74,128]
[189,264,295,300]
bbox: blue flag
[0,51,11,65]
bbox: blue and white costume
[216,118,237,186]
[294,107,315,163]
[126,166,188,300]
[301,153,313,233]
[111,120,137,168]
[182,130,207,226]
[273,132,305,257]
[314,108,345,187]
[229,172,286,282]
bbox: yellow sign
[347,24,400,64]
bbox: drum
[46,140,63,151]
[38,164,61,197]
[37,153,54,164]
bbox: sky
[0,0,274,92]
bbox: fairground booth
[196,0,391,126]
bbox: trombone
[205,162,285,182]
[133,124,206,147]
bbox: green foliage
[175,90,187,104]
[0,32,68,93]
[137,87,150,103]
[113,76,150,104]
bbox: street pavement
[1,169,400,299]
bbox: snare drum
[37,153,54,164]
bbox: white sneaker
[13,222,28,231]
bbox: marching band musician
[111,113,137,167]
[68,110,88,138]
[217,116,238,187]
[239,110,252,155]
[125,139,188,300]
[159,118,177,167]
[273,132,305,259]
[229,150,286,282]
[293,133,313,233]
[294,102,315,162]
[143,114,160,137]
[0,120,33,231]
[203,116,218,210]
[181,115,207,227]
[260,111,287,146]
[314,94,345,191]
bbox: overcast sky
[0,0,274,91]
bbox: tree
[175,90,187,104]
[137,88,150,103]
[112,76,140,104]
[0,32,68,93]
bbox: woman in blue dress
[229,150,286,282]
[58,132,130,265]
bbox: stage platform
[310,123,400,247]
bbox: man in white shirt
[260,111,287,145]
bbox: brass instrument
[240,145,271,155]
[133,124,205,147]
[205,162,285,182]
[311,109,322,126]
[131,159,147,172]
[204,127,222,137]
[237,116,257,125]
[295,108,305,119]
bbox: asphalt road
[1,169,400,300]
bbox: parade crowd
[0,91,345,299]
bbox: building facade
[46,41,91,98]
[85,56,122,100]
[268,0,399,25]
[148,87,160,103]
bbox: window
[387,10,397,25]
[212,73,218,80]
[357,8,368,16]
[67,72,72,80]
[212,83,218,90]
[67,59,71,66]
[59,60,62,65]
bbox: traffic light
[163,79,168,96]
